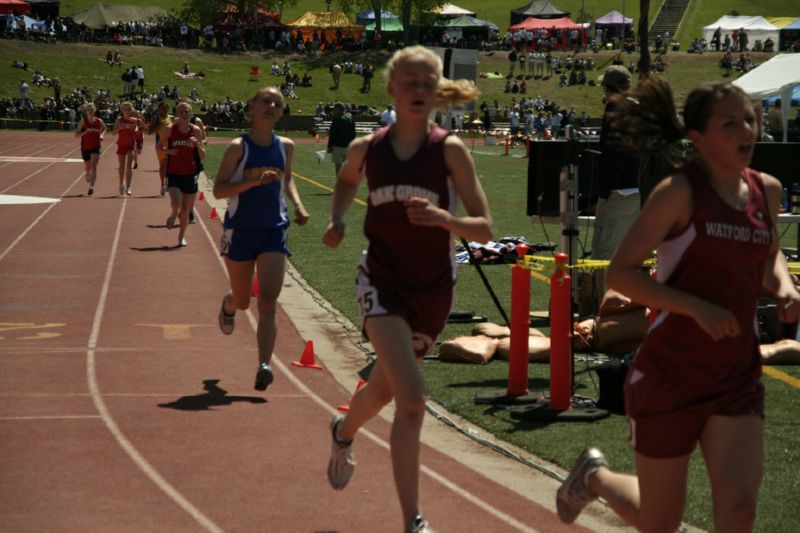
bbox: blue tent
[355,10,398,25]
[783,18,800,30]
[764,85,800,106]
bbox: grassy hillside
[1,39,767,122]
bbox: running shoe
[119,184,125,196]
[178,237,187,247]
[126,187,133,196]
[556,448,608,524]
[87,187,94,196]
[327,415,355,490]
[166,214,176,229]
[254,363,274,391]
[160,185,168,196]
[218,297,235,335]
[133,161,138,169]
[408,515,435,533]
[189,210,196,224]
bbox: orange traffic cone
[198,191,205,202]
[209,207,220,220]
[292,340,323,370]
[337,379,366,411]
[251,277,259,297]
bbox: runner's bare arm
[322,134,370,248]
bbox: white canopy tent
[431,3,476,17]
[733,54,800,142]
[702,16,779,49]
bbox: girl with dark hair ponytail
[556,80,800,531]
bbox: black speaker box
[526,140,600,217]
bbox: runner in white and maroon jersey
[322,45,493,533]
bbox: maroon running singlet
[625,162,773,458]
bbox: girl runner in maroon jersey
[322,46,492,533]
[75,103,106,196]
[158,101,205,247]
[111,101,138,196]
[556,80,800,531]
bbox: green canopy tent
[432,14,491,40]
[365,17,403,32]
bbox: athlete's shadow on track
[130,245,184,252]
[158,379,267,411]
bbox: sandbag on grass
[438,335,498,364]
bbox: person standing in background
[586,65,641,310]
[327,102,356,176]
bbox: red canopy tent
[509,15,579,31]
[0,0,31,15]
[508,15,587,49]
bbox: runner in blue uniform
[213,86,309,391]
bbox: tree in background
[179,0,296,28]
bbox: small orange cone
[209,207,220,220]
[198,191,205,202]
[251,277,259,297]
[337,379,366,411]
[291,340,323,370]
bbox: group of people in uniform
[74,98,208,248]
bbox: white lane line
[0,146,81,194]
[0,415,102,421]
[0,150,88,263]
[0,144,71,169]
[86,199,223,533]
[0,194,60,205]
[195,201,538,533]
[0,156,83,163]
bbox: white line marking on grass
[86,198,223,533]
[195,202,539,533]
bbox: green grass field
[193,138,800,533]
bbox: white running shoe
[178,237,187,247]
[556,448,608,524]
[126,187,133,196]
[327,415,355,490]
[218,297,235,335]
[408,515,435,533]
